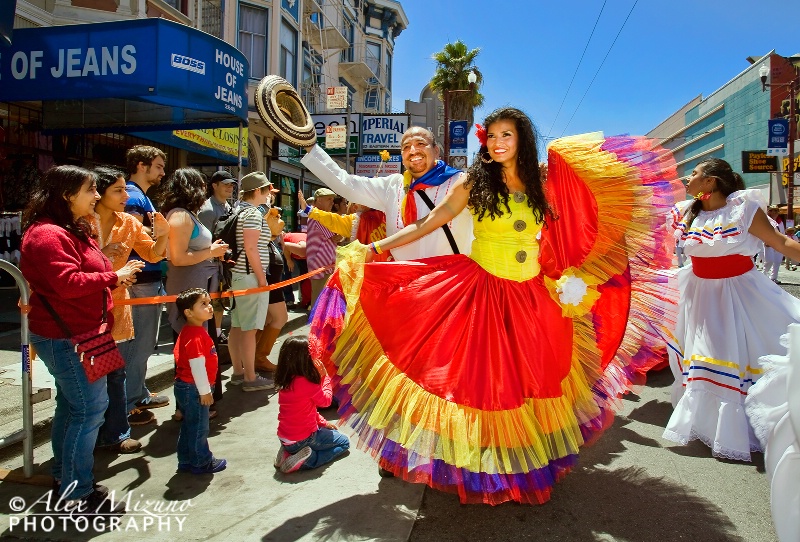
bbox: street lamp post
[761,61,799,222]
[443,70,478,165]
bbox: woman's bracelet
[370,242,383,255]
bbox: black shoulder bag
[414,190,460,255]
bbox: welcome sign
[361,114,409,152]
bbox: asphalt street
[0,263,795,541]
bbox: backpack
[213,206,249,290]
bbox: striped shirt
[305,218,337,279]
[232,202,272,274]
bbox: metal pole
[237,121,244,183]
[345,93,352,174]
[443,90,450,164]
[0,260,33,478]
[789,74,797,223]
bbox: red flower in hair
[475,123,487,147]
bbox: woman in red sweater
[273,336,349,473]
[21,165,143,512]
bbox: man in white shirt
[301,127,472,261]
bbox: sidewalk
[0,304,425,541]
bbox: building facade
[4,0,409,231]
[647,52,799,205]
[223,0,407,229]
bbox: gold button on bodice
[513,191,525,203]
[515,250,527,263]
[513,220,527,232]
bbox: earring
[480,152,493,164]
[694,191,712,201]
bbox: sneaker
[217,331,229,344]
[136,393,170,409]
[280,446,312,473]
[242,375,275,392]
[228,373,244,386]
[273,445,290,469]
[127,408,155,426]
[177,463,191,473]
[190,458,227,474]
[100,438,141,454]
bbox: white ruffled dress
[663,189,800,460]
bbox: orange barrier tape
[116,266,332,306]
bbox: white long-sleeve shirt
[300,145,473,261]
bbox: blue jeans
[284,427,349,470]
[96,367,131,446]
[31,333,108,499]
[119,281,161,412]
[174,380,212,468]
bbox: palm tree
[429,40,485,128]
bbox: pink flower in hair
[475,124,487,147]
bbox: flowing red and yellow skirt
[309,134,684,505]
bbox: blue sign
[449,120,468,156]
[768,119,790,156]
[0,19,248,128]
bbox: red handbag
[38,290,125,383]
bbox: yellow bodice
[469,193,543,282]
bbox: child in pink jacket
[273,336,349,473]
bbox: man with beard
[301,127,473,261]
[121,145,170,426]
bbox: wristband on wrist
[370,242,383,255]
[304,205,313,214]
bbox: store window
[270,172,298,232]
[239,4,268,80]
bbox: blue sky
[390,0,798,156]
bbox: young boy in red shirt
[174,288,227,474]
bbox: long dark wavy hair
[155,168,208,215]
[683,158,746,229]
[465,107,554,223]
[22,165,97,242]
[274,336,321,390]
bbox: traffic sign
[326,86,348,109]
[325,125,347,148]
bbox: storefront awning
[0,18,248,133]
[130,127,250,166]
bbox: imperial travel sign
[361,114,409,152]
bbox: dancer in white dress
[664,158,800,461]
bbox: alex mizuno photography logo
[7,482,193,534]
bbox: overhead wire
[545,0,607,140]
[559,0,639,137]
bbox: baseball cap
[241,171,279,193]
[211,170,235,184]
[314,187,336,198]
